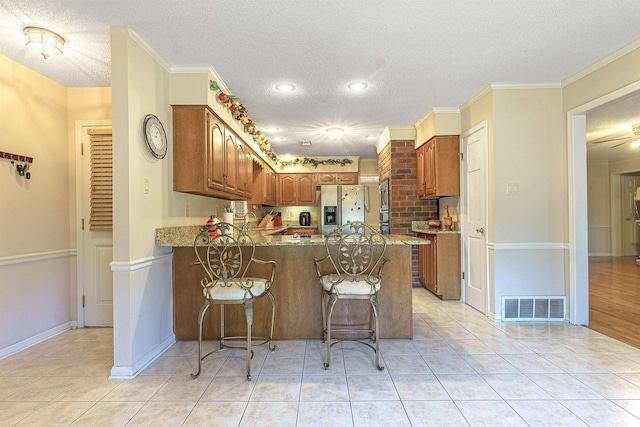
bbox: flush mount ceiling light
[347,81,368,91]
[326,127,344,140]
[24,26,65,59]
[275,83,295,92]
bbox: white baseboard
[109,333,176,379]
[0,322,72,359]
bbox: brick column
[379,139,438,287]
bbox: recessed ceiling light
[267,127,280,132]
[272,136,285,141]
[366,135,376,140]
[300,140,312,146]
[347,81,368,91]
[275,83,295,92]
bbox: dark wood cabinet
[417,135,459,199]
[278,173,316,206]
[418,233,461,300]
[173,105,255,201]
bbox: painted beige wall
[563,44,640,113]
[492,88,564,242]
[0,53,69,256]
[0,52,71,352]
[587,161,611,255]
[415,108,461,148]
[459,86,566,317]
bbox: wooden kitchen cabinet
[418,233,461,300]
[315,172,358,185]
[173,105,255,201]
[251,163,277,206]
[417,135,459,199]
[236,142,253,199]
[278,173,316,206]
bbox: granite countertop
[411,221,461,235]
[155,225,429,247]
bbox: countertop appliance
[299,211,311,226]
[320,185,366,235]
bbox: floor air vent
[501,296,566,321]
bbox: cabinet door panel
[417,145,426,197]
[418,234,437,294]
[316,173,335,185]
[208,115,225,192]
[279,174,296,205]
[244,151,253,199]
[297,174,316,205]
[224,134,238,193]
[424,141,436,196]
[336,173,357,184]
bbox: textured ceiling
[3,1,640,160]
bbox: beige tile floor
[2,288,640,426]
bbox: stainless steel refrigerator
[320,185,366,235]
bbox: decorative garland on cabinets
[209,80,354,169]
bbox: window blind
[88,128,113,231]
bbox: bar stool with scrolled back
[191,222,276,381]
[314,221,389,371]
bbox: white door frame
[567,81,640,325]
[75,119,112,327]
[459,120,490,314]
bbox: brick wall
[379,140,438,234]
[378,139,438,287]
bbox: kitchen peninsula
[156,226,428,340]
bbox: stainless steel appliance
[299,211,311,226]
[379,178,389,234]
[320,185,366,235]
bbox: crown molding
[127,28,171,73]
[562,37,640,87]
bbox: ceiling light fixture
[326,128,344,140]
[366,135,376,140]
[300,140,312,146]
[347,81,368,91]
[272,136,285,141]
[275,83,295,92]
[267,127,280,132]
[24,26,65,59]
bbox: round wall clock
[143,114,168,159]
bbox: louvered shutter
[88,128,113,231]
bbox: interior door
[81,123,113,326]
[622,175,640,256]
[462,123,488,314]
